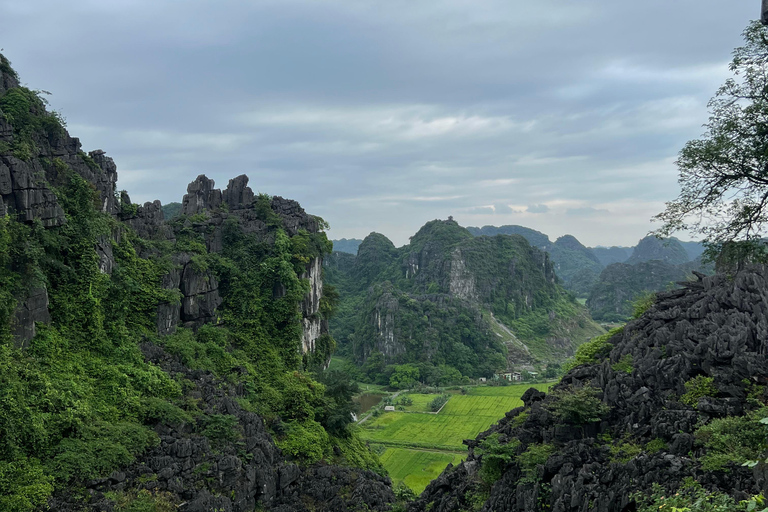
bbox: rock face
[327,220,603,370]
[0,61,120,345]
[410,266,768,512]
[11,286,51,348]
[48,344,395,512]
[0,52,326,357]
[125,173,328,353]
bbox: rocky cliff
[327,220,604,378]
[0,53,389,512]
[409,266,768,512]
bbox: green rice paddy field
[361,383,551,493]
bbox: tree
[653,22,768,258]
[389,364,420,389]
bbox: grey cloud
[0,0,756,246]
[526,204,550,214]
[565,207,610,217]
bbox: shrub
[645,438,667,454]
[680,375,718,406]
[276,420,332,465]
[476,433,519,485]
[517,443,555,482]
[611,354,633,374]
[201,414,240,445]
[631,480,761,512]
[544,385,610,424]
[694,410,767,471]
[429,394,450,412]
[631,291,657,319]
[563,327,622,371]
[609,439,642,463]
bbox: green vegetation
[517,443,555,482]
[544,385,610,424]
[608,439,642,463]
[476,433,519,484]
[326,219,603,384]
[380,448,464,494]
[428,394,450,412]
[653,21,768,258]
[680,375,718,407]
[0,70,382,507]
[632,480,766,512]
[362,383,548,493]
[611,354,633,374]
[563,327,622,371]
[694,410,768,471]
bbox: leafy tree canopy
[654,22,768,257]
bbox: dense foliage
[327,219,602,382]
[654,21,768,259]
[0,61,380,508]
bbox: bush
[476,433,519,485]
[429,394,450,412]
[563,327,622,371]
[517,443,555,482]
[681,375,718,406]
[276,420,332,464]
[632,480,761,512]
[694,410,767,471]
[611,354,633,374]
[544,385,610,424]
[645,438,667,454]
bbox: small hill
[591,245,632,266]
[466,225,551,249]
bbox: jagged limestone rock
[411,266,768,512]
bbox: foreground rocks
[411,266,768,512]
[48,343,395,512]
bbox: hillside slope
[409,266,768,511]
[327,220,603,378]
[0,53,394,512]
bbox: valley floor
[359,383,550,493]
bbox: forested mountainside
[466,226,603,297]
[325,220,604,381]
[0,54,395,512]
[410,266,768,512]
[468,226,712,322]
[588,238,713,322]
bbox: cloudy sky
[0,1,758,247]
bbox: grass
[379,448,465,494]
[361,382,550,491]
[398,393,437,412]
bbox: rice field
[379,448,465,494]
[361,383,551,450]
[363,382,551,493]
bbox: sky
[0,1,759,247]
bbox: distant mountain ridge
[467,225,710,322]
[326,220,604,379]
[331,238,363,255]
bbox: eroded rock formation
[411,266,768,512]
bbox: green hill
[327,220,603,383]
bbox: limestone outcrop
[410,266,768,511]
[47,343,395,512]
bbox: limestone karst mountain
[326,219,604,378]
[0,53,393,512]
